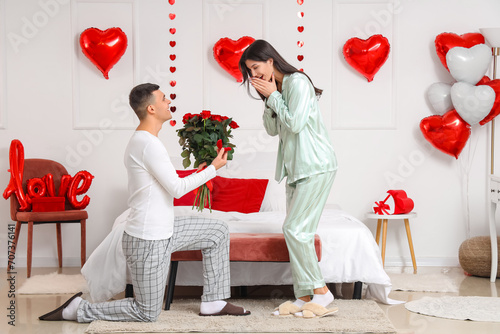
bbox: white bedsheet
[82,208,399,304]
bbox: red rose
[182,113,193,124]
[221,116,229,121]
[211,114,222,122]
[201,110,211,119]
[229,121,239,129]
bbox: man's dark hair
[129,83,160,120]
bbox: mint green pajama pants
[283,171,336,299]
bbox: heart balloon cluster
[420,32,499,159]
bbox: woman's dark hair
[129,83,160,120]
[239,39,323,101]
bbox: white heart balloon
[451,81,495,125]
[427,82,453,115]
[446,44,491,85]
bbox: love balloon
[342,34,390,82]
[80,27,128,79]
[2,140,94,211]
[213,36,255,82]
[421,32,498,159]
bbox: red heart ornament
[435,32,485,71]
[420,109,471,159]
[170,41,176,47]
[342,34,390,82]
[170,66,176,73]
[373,190,414,215]
[297,26,304,33]
[478,77,500,125]
[170,80,176,87]
[387,190,414,214]
[170,94,176,100]
[170,120,176,126]
[169,28,176,35]
[297,55,304,61]
[170,106,177,112]
[213,36,255,82]
[79,27,128,80]
[169,13,176,20]
[170,54,176,61]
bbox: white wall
[1,0,499,269]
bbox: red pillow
[173,169,197,206]
[211,176,269,213]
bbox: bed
[82,169,396,305]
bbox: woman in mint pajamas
[239,40,339,318]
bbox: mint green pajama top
[263,73,338,184]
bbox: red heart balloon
[80,27,128,80]
[434,32,485,71]
[213,36,255,82]
[342,34,390,82]
[478,77,500,125]
[420,110,471,159]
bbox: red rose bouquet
[177,110,238,211]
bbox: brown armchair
[9,159,87,277]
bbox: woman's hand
[196,162,207,171]
[211,147,228,170]
[250,72,277,98]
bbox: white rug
[405,296,500,322]
[18,272,89,294]
[388,272,462,293]
[85,298,396,333]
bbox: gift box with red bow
[373,190,414,215]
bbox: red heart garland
[478,77,500,125]
[213,36,255,82]
[434,32,485,71]
[79,27,128,80]
[342,34,390,82]
[420,109,471,159]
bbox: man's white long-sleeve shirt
[124,131,216,240]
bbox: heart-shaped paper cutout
[420,109,471,159]
[451,81,495,125]
[213,36,255,82]
[446,44,491,85]
[342,34,390,82]
[79,27,128,79]
[435,32,485,70]
[427,82,453,115]
[479,78,500,125]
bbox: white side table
[365,212,418,273]
[489,175,500,283]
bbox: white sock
[272,298,306,316]
[311,290,334,307]
[62,296,82,321]
[294,291,334,317]
[200,300,227,315]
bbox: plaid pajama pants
[77,216,230,323]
